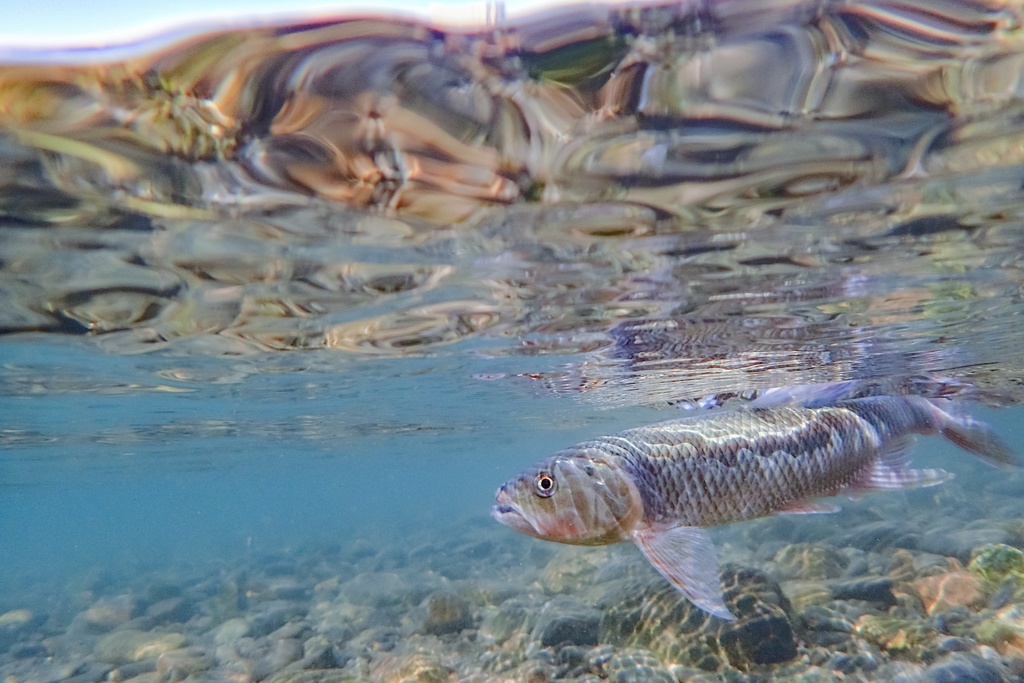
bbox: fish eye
[534,473,556,497]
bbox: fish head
[491,448,643,546]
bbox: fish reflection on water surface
[492,387,1017,620]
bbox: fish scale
[604,406,881,527]
[492,391,1017,620]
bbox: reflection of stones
[599,564,797,671]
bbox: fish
[491,392,1016,620]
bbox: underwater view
[4,0,1024,681]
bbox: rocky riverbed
[3,483,1024,683]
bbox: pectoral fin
[632,525,736,621]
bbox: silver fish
[491,393,1016,620]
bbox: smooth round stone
[536,613,600,648]
[966,544,1024,589]
[828,578,896,607]
[156,647,213,678]
[974,603,1024,657]
[540,547,612,593]
[422,592,473,636]
[0,609,35,653]
[95,630,188,665]
[605,649,675,683]
[143,598,193,626]
[774,543,848,581]
[212,618,250,645]
[77,595,137,632]
[853,615,935,655]
[296,634,338,670]
[914,572,986,615]
[599,564,797,671]
[916,528,1012,563]
[926,654,1004,683]
[480,602,529,645]
[369,653,451,683]
[263,673,357,683]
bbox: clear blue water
[0,338,660,590]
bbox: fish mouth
[491,485,531,532]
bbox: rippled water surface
[4,1,1024,681]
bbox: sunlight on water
[2,2,1024,682]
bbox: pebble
[212,617,250,645]
[75,595,136,632]
[975,603,1024,657]
[536,613,600,648]
[422,592,473,636]
[774,543,848,580]
[914,572,986,615]
[94,630,188,665]
[156,647,213,678]
[925,654,1004,683]
[9,519,1024,683]
[828,578,897,607]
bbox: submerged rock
[263,671,358,683]
[155,646,213,680]
[479,601,530,645]
[969,544,1024,599]
[853,614,937,656]
[75,595,137,632]
[774,544,849,581]
[421,592,473,636]
[974,603,1024,657]
[540,547,612,594]
[212,617,251,645]
[913,572,986,615]
[369,652,451,683]
[94,630,188,665]
[925,654,1006,683]
[602,649,676,683]
[599,564,797,672]
[536,613,600,649]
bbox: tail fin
[932,402,1018,469]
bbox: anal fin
[632,525,736,621]
[851,440,953,492]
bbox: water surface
[3,1,1024,681]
